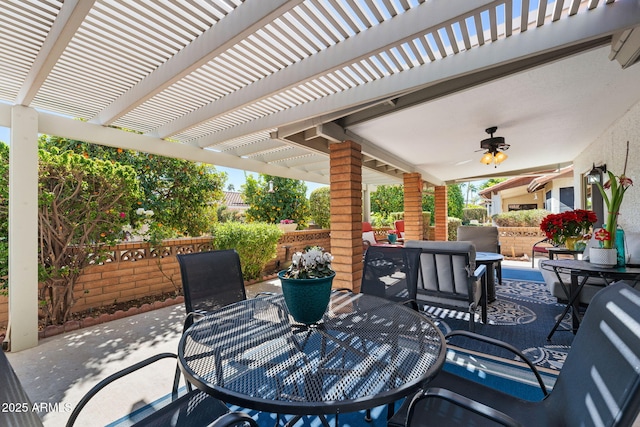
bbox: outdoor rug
[421,276,574,371]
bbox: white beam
[15,0,95,105]
[38,112,330,185]
[8,106,39,351]
[156,0,496,140]
[200,0,640,148]
[91,0,301,126]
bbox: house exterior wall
[573,99,640,233]
[541,177,574,212]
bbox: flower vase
[388,234,397,244]
[616,226,626,267]
[564,236,581,251]
[277,223,297,232]
[278,271,335,325]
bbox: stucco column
[434,185,448,241]
[403,173,423,241]
[8,106,39,350]
[329,141,363,291]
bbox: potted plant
[387,229,398,244]
[277,219,297,232]
[539,209,597,250]
[278,246,335,325]
[591,141,634,266]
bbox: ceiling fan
[479,126,510,167]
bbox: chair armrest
[445,330,548,396]
[206,411,259,427]
[66,353,180,427]
[409,388,522,427]
[472,264,487,280]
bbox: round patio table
[178,292,445,422]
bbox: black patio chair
[404,240,487,331]
[177,249,247,330]
[389,281,640,427]
[361,246,423,310]
[66,352,258,427]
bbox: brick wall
[498,227,546,257]
[0,230,331,329]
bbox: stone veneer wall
[0,230,331,330]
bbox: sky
[0,126,325,194]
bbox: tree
[242,175,309,227]
[422,184,465,222]
[40,135,226,238]
[371,185,404,218]
[309,186,330,228]
[38,148,141,324]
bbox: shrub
[212,222,282,280]
[309,186,330,228]
[448,217,463,241]
[493,209,550,227]
[463,207,487,224]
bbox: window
[559,187,574,212]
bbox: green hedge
[493,209,550,227]
[212,222,282,280]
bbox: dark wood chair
[390,282,640,427]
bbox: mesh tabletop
[178,292,445,416]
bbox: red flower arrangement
[539,209,598,246]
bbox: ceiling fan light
[494,151,508,164]
[480,151,494,165]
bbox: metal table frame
[476,251,504,303]
[178,291,445,426]
[541,259,640,340]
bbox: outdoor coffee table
[542,259,640,340]
[178,291,445,426]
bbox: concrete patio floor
[3,259,576,427]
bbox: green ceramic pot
[278,271,335,325]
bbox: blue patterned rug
[421,278,574,370]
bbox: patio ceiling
[1,0,640,187]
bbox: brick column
[403,173,423,241]
[434,185,448,241]
[330,141,363,291]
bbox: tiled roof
[224,191,249,210]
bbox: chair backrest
[0,349,45,427]
[361,246,422,305]
[404,240,478,302]
[546,282,640,426]
[394,220,405,237]
[177,250,246,322]
[457,226,499,253]
[362,221,378,245]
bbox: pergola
[2,0,640,349]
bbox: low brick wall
[0,231,332,329]
[265,229,331,274]
[0,227,541,330]
[498,227,546,257]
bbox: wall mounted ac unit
[610,27,640,69]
